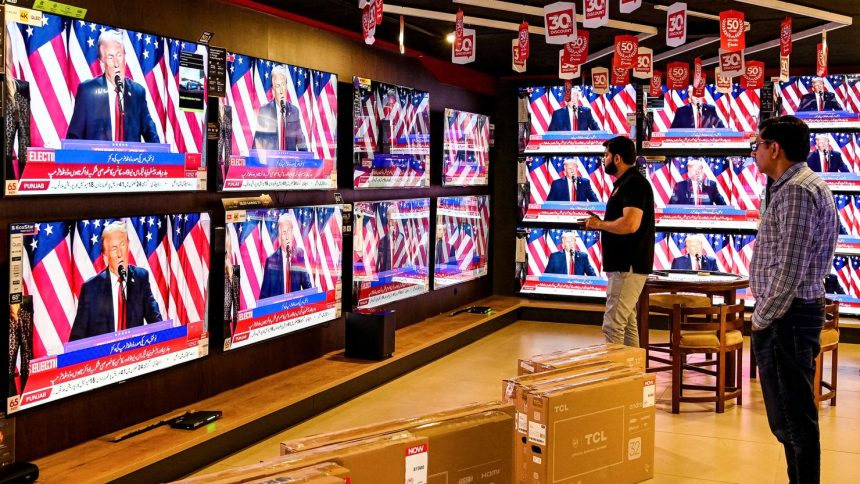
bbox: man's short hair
[277,212,296,229]
[687,158,705,168]
[101,221,128,251]
[685,234,704,245]
[815,133,830,142]
[97,30,125,54]
[812,77,826,84]
[271,64,288,82]
[603,136,637,165]
[759,115,811,163]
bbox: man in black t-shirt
[585,137,655,347]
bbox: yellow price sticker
[32,0,87,20]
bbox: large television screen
[777,75,860,129]
[443,109,490,186]
[518,227,605,297]
[4,11,208,196]
[647,156,764,229]
[521,155,610,223]
[223,206,342,350]
[353,77,430,188]
[434,195,490,289]
[645,83,759,149]
[7,213,211,413]
[805,132,860,190]
[217,53,337,191]
[519,84,636,154]
[353,198,430,308]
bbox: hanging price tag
[718,48,745,78]
[649,70,663,97]
[780,17,792,56]
[519,21,530,60]
[582,0,608,29]
[564,30,589,65]
[666,2,686,48]
[620,0,641,14]
[741,60,764,90]
[559,49,581,79]
[720,10,745,52]
[362,5,376,45]
[512,39,526,73]
[715,67,732,94]
[452,28,476,64]
[611,65,630,86]
[613,35,638,69]
[666,62,689,90]
[544,2,577,45]
[632,47,653,79]
[592,66,609,94]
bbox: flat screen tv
[442,109,490,186]
[777,75,860,129]
[519,84,636,154]
[518,227,605,297]
[223,205,343,350]
[353,198,430,308]
[7,212,211,413]
[646,156,764,229]
[217,53,337,191]
[521,155,610,223]
[434,195,490,289]
[352,77,430,188]
[4,11,208,195]
[644,83,760,149]
[805,131,860,190]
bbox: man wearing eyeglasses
[749,115,838,484]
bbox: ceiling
[253,0,860,79]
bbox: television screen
[434,195,490,289]
[645,83,759,149]
[518,227,605,297]
[353,198,430,308]
[7,213,211,413]
[828,254,860,315]
[4,12,208,196]
[647,156,763,229]
[217,53,337,191]
[353,77,430,188]
[521,155,610,223]
[777,75,860,129]
[443,109,490,186]
[806,132,860,190]
[223,206,343,350]
[519,84,635,154]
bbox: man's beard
[605,160,618,176]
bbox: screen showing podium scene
[521,155,610,223]
[4,11,208,196]
[353,198,430,308]
[777,75,860,129]
[442,109,490,186]
[217,52,337,191]
[517,227,605,297]
[646,156,764,229]
[519,84,635,154]
[7,213,211,413]
[352,77,430,188]
[645,84,760,149]
[434,196,490,289]
[223,206,343,351]
[805,132,860,190]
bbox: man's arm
[66,84,89,140]
[587,206,643,234]
[582,178,599,202]
[69,283,91,341]
[578,252,596,276]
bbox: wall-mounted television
[518,227,605,297]
[4,12,208,195]
[645,83,759,149]
[352,77,430,188]
[805,131,860,190]
[777,75,860,129]
[521,155,610,223]
[223,206,343,350]
[434,195,490,289]
[442,109,490,186]
[519,84,636,154]
[217,53,337,191]
[7,213,211,413]
[353,198,430,308]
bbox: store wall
[2,0,497,459]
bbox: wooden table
[636,271,749,371]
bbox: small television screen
[217,53,337,191]
[4,13,208,196]
[353,198,430,308]
[443,109,490,186]
[434,195,490,289]
[645,83,759,149]
[777,75,860,129]
[806,132,860,190]
[521,155,610,223]
[519,84,635,154]
[7,213,211,413]
[353,77,430,188]
[518,227,605,297]
[223,205,343,350]
[828,255,860,315]
[647,156,763,229]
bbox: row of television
[7,196,489,413]
[3,11,491,196]
[517,227,860,313]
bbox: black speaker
[0,462,38,483]
[345,310,395,360]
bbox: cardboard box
[525,373,656,483]
[281,401,512,455]
[242,462,350,483]
[518,344,646,375]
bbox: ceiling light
[446,32,455,43]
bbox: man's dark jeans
[752,301,823,484]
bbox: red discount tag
[613,35,638,69]
[544,2,577,45]
[632,47,653,79]
[362,5,376,45]
[564,30,589,65]
[611,65,630,86]
[780,17,792,57]
[374,0,383,25]
[718,49,745,78]
[720,10,745,52]
[666,2,686,48]
[741,60,765,90]
[592,67,609,94]
[666,61,689,90]
[455,8,464,49]
[583,0,609,29]
[620,0,641,14]
[817,42,828,77]
[649,70,663,98]
[564,79,573,102]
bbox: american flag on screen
[833,255,852,296]
[575,230,602,274]
[126,31,167,144]
[166,40,206,154]
[311,70,337,162]
[526,84,635,136]
[525,228,598,276]
[706,233,733,273]
[527,156,609,203]
[406,89,430,142]
[231,218,262,311]
[475,196,490,262]
[312,207,343,291]
[354,203,383,278]
[705,157,733,207]
[526,228,551,275]
[835,195,854,237]
[226,53,257,155]
[809,132,859,173]
[167,214,211,327]
[731,158,765,211]
[732,235,756,277]
[840,75,860,113]
[391,200,430,269]
[653,232,672,270]
[778,76,846,114]
[651,84,760,133]
[444,111,489,184]
[648,161,683,208]
[853,195,860,236]
[449,222,476,270]
[851,257,860,297]
[128,216,170,317]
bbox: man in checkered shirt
[750,115,838,483]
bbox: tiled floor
[192,321,859,483]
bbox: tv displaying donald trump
[777,75,860,129]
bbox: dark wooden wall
[2,0,502,460]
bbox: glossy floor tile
[193,321,860,482]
